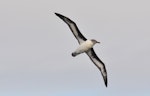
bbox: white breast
[83,40,94,49]
[74,40,94,53]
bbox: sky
[0,0,150,96]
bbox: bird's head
[91,39,100,44]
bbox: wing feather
[55,13,87,44]
[86,48,108,87]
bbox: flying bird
[55,13,108,87]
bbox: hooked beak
[97,41,100,44]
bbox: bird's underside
[55,13,108,87]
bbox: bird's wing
[55,13,87,44]
[86,48,108,87]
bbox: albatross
[55,13,108,87]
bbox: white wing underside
[69,24,85,44]
[86,48,107,86]
[55,13,87,44]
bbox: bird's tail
[71,52,78,57]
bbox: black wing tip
[105,78,108,87]
[54,12,74,24]
[54,12,60,16]
[55,13,64,18]
[103,75,108,87]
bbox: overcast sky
[0,0,150,96]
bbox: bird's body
[55,13,108,87]
[72,39,98,57]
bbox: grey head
[91,39,100,44]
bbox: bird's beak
[97,41,100,44]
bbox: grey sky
[0,0,150,96]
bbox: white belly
[74,40,94,54]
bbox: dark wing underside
[55,13,87,44]
[86,48,108,87]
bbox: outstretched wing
[55,13,87,44]
[86,48,108,87]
